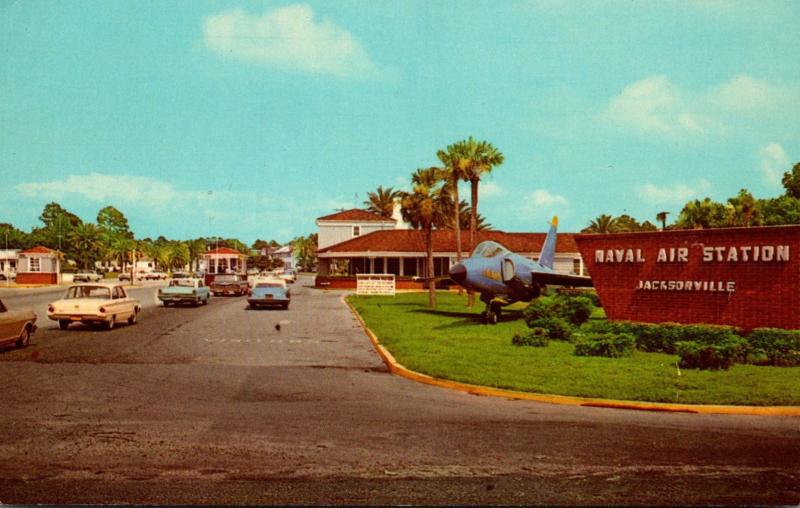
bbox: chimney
[391,199,409,230]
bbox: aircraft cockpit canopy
[472,241,510,258]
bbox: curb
[343,296,800,417]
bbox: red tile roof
[317,209,395,222]
[318,230,579,254]
[19,245,55,255]
[205,247,247,256]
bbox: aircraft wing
[532,271,593,288]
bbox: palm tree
[656,211,670,230]
[68,223,103,269]
[167,242,190,271]
[363,186,400,218]
[187,238,206,272]
[109,237,136,272]
[400,167,451,308]
[437,145,468,263]
[150,244,171,272]
[454,200,491,231]
[581,214,619,234]
[448,137,504,251]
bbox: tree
[446,137,504,252]
[757,195,800,225]
[0,223,32,249]
[363,186,400,218]
[167,242,190,271]
[96,206,133,239]
[106,236,136,272]
[655,211,670,230]
[400,167,451,308]
[452,200,491,231]
[676,198,727,229]
[225,239,249,254]
[32,202,83,256]
[781,162,800,198]
[187,238,207,272]
[581,214,619,233]
[728,189,759,227]
[437,144,468,263]
[68,223,103,269]
[291,234,318,272]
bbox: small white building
[0,249,19,278]
[316,209,397,250]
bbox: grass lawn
[349,292,800,406]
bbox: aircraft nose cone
[449,262,467,284]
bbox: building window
[29,257,40,272]
[352,225,361,237]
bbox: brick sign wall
[574,225,800,330]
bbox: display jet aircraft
[448,217,593,324]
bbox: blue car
[158,278,211,307]
[247,280,290,310]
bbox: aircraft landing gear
[481,302,501,325]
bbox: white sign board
[356,274,396,296]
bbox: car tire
[16,327,30,348]
[128,310,138,325]
[106,316,116,330]
[59,320,70,330]
[203,297,208,305]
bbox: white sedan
[48,283,141,330]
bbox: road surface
[0,276,798,504]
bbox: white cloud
[203,4,382,78]
[15,173,192,208]
[638,179,712,204]
[604,76,707,138]
[759,142,789,188]
[529,189,568,207]
[602,74,799,141]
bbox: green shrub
[512,328,549,347]
[553,295,593,326]
[556,288,602,307]
[573,333,635,358]
[522,299,558,326]
[746,328,800,367]
[676,338,746,370]
[582,321,742,355]
[529,317,573,341]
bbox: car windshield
[472,241,509,258]
[215,275,238,282]
[66,286,110,299]
[256,283,283,288]
[169,279,195,287]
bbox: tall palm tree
[150,244,171,272]
[167,242,190,271]
[400,167,451,308]
[109,237,136,272]
[656,211,670,230]
[187,238,206,272]
[363,186,400,218]
[581,214,619,234]
[448,137,504,252]
[437,145,467,263]
[68,223,103,269]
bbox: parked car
[247,279,290,309]
[171,271,191,279]
[144,271,168,280]
[158,278,210,307]
[118,272,132,281]
[0,299,37,348]
[73,270,102,282]
[210,274,248,296]
[48,283,141,330]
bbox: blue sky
[2,0,798,243]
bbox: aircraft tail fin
[538,216,558,270]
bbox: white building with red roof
[314,209,585,289]
[16,246,61,285]
[202,247,248,284]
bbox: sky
[1,0,799,244]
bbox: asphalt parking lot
[0,275,798,505]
